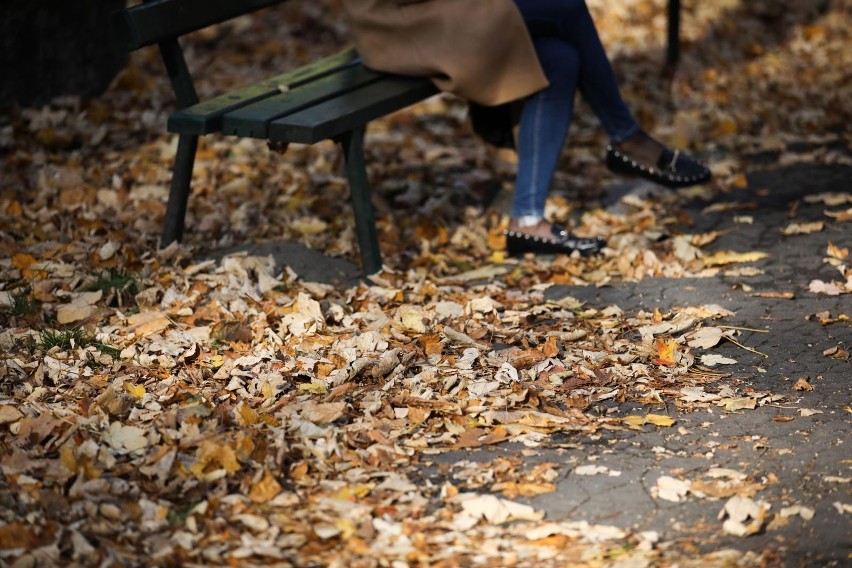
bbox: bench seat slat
[168,48,360,136]
[268,77,439,144]
[116,0,287,51]
[219,64,388,139]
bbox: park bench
[113,0,682,276]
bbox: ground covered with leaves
[1,0,850,566]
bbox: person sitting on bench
[340,0,711,256]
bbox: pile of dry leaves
[0,0,849,565]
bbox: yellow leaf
[622,415,645,430]
[703,251,769,266]
[653,338,679,366]
[331,484,372,502]
[12,253,37,275]
[297,382,328,394]
[827,242,849,260]
[645,413,677,427]
[236,401,259,426]
[780,221,824,236]
[124,382,145,399]
[191,440,241,478]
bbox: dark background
[0,0,128,107]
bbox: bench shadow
[203,241,361,287]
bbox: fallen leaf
[703,251,769,266]
[780,221,824,235]
[751,291,794,299]
[301,402,347,424]
[792,377,814,391]
[124,382,145,399]
[808,280,846,296]
[652,338,679,366]
[457,493,544,525]
[0,406,24,425]
[125,311,172,336]
[718,495,770,536]
[686,327,726,349]
[780,505,815,520]
[700,354,738,366]
[248,470,283,503]
[574,465,622,477]
[653,476,691,502]
[826,242,849,260]
[645,414,677,427]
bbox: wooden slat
[268,77,438,144]
[114,0,287,51]
[219,64,387,139]
[167,49,360,135]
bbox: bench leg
[336,127,382,276]
[665,0,681,74]
[161,133,199,246]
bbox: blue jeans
[512,0,640,218]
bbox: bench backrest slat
[115,0,288,50]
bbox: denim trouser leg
[514,0,640,142]
[511,0,641,219]
[512,38,578,218]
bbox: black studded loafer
[505,224,606,257]
[606,145,711,188]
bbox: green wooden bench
[113,0,438,275]
[113,0,681,275]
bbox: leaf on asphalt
[700,354,738,367]
[653,476,691,502]
[686,327,725,349]
[703,251,769,267]
[680,387,722,403]
[718,496,770,536]
[645,414,676,427]
[751,291,795,299]
[832,502,852,514]
[808,279,846,295]
[574,464,622,477]
[826,207,852,222]
[456,494,544,525]
[791,377,814,391]
[780,221,824,235]
[720,397,757,412]
[780,505,815,520]
[623,414,675,430]
[804,192,852,206]
[826,242,849,260]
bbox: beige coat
[339,0,548,106]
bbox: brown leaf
[249,469,283,503]
[792,377,814,391]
